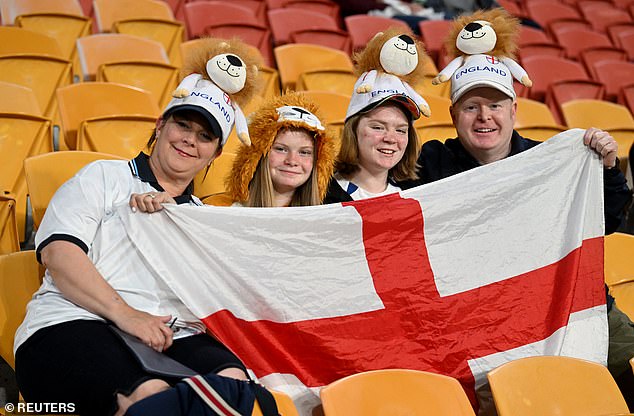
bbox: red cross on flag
[122,129,608,415]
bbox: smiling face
[451,87,516,164]
[150,110,221,185]
[268,128,315,198]
[456,20,497,55]
[355,103,409,176]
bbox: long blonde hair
[245,127,321,207]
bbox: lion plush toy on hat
[174,37,262,146]
[432,8,532,88]
[353,27,431,117]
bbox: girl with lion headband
[14,38,260,415]
[206,91,337,207]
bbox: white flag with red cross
[121,129,608,415]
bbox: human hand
[129,191,176,213]
[583,127,618,169]
[113,308,174,352]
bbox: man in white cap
[403,54,634,409]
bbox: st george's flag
[121,129,608,414]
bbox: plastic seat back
[520,56,589,101]
[193,152,237,199]
[561,99,634,130]
[204,23,274,67]
[554,28,613,60]
[93,0,173,32]
[296,68,356,95]
[615,30,634,60]
[607,23,634,49]
[592,60,634,101]
[184,2,259,39]
[299,91,351,123]
[518,25,552,47]
[56,82,159,150]
[0,26,63,58]
[284,0,341,20]
[618,84,634,115]
[289,29,352,55]
[544,80,606,125]
[0,113,53,242]
[416,122,457,147]
[252,389,299,416]
[487,356,629,416]
[0,81,42,116]
[580,46,628,79]
[345,14,409,52]
[525,2,582,29]
[77,115,156,158]
[515,97,560,128]
[582,7,632,33]
[97,61,179,108]
[0,54,73,125]
[274,43,353,90]
[24,151,126,228]
[0,250,44,368]
[515,126,566,141]
[420,94,452,124]
[320,369,476,416]
[7,0,92,76]
[1,0,84,25]
[419,19,453,64]
[76,33,169,81]
[113,19,184,67]
[0,195,20,256]
[268,8,339,46]
[605,232,634,287]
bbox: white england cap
[346,72,422,121]
[163,77,235,146]
[450,54,516,104]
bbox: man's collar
[128,152,195,204]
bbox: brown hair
[335,102,419,182]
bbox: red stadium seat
[346,15,410,52]
[592,60,634,101]
[553,28,613,60]
[579,46,628,78]
[183,2,258,39]
[520,55,590,102]
[525,2,583,30]
[268,8,339,46]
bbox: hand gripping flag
[120,129,608,415]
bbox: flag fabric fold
[120,129,608,415]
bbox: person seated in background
[323,74,423,203]
[400,53,634,409]
[14,71,253,416]
[206,91,336,208]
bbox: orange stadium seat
[320,369,476,416]
[24,151,126,228]
[76,33,170,81]
[5,0,91,77]
[93,0,174,32]
[0,250,44,368]
[488,356,629,416]
[56,82,159,150]
[274,43,353,91]
[0,26,63,58]
[0,195,20,256]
